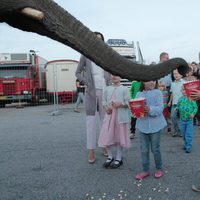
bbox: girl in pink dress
[98,75,131,168]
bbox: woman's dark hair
[94,31,104,41]
[139,80,158,91]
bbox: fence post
[51,63,62,116]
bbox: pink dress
[98,89,130,148]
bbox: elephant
[0,0,189,81]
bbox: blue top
[136,89,167,133]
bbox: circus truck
[106,39,137,88]
[0,50,47,107]
[45,60,78,104]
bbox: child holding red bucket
[175,86,197,153]
[98,75,131,169]
[134,81,167,180]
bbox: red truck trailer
[0,50,47,106]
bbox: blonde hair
[158,81,166,88]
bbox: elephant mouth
[0,0,189,81]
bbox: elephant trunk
[0,0,189,81]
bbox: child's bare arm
[168,93,173,106]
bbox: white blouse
[91,61,106,90]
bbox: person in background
[184,66,196,82]
[190,88,200,192]
[74,79,85,113]
[75,32,111,164]
[129,80,141,139]
[184,67,200,126]
[191,62,199,79]
[159,52,172,92]
[98,75,131,169]
[188,63,200,126]
[175,86,197,153]
[158,81,171,133]
[168,69,185,137]
[159,52,172,132]
[135,81,166,180]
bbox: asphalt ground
[0,104,200,200]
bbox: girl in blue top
[135,81,167,180]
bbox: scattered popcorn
[158,189,161,192]
[91,197,94,200]
[152,188,156,191]
[124,194,127,197]
[165,188,169,193]
[149,197,152,200]
[138,195,142,198]
[103,193,106,196]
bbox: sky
[0,0,200,64]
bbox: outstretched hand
[190,89,200,100]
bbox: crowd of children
[75,52,200,184]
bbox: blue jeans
[180,120,193,150]
[139,130,162,172]
[75,92,85,109]
[171,105,180,133]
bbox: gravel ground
[0,104,200,200]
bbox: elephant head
[0,0,189,81]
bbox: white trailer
[45,60,78,103]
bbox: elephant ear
[0,0,189,81]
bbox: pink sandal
[154,170,164,178]
[135,172,150,180]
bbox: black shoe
[111,160,123,169]
[172,133,177,137]
[185,149,192,153]
[103,158,114,168]
[167,127,171,133]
